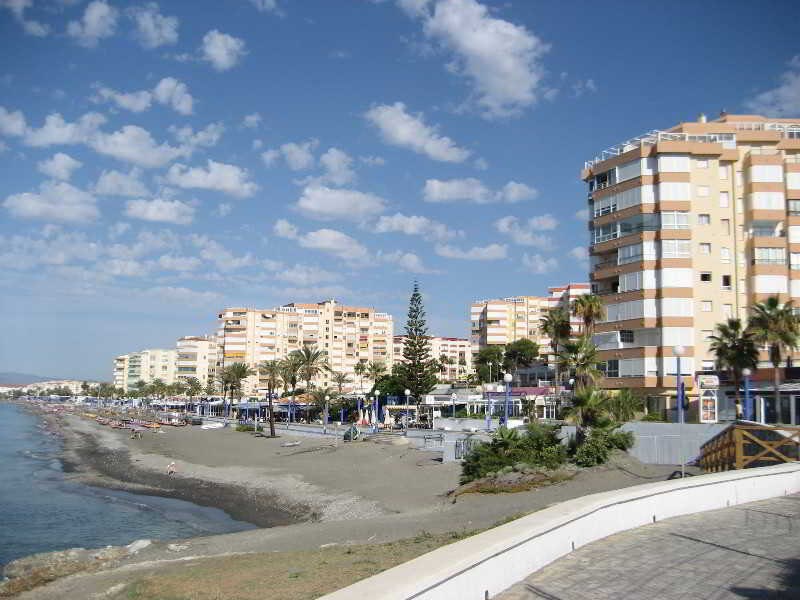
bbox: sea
[0,402,255,567]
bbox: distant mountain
[0,372,62,385]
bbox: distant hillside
[0,372,61,385]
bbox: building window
[697,185,710,197]
[789,200,800,216]
[791,253,800,270]
[720,164,729,180]
[700,243,711,254]
[721,219,731,235]
[722,275,732,290]
[723,304,733,318]
[720,191,730,208]
[754,247,785,265]
[721,247,731,263]
[697,159,709,169]
[661,211,690,230]
[701,300,713,312]
[698,214,711,225]
[700,272,712,282]
[619,330,634,343]
[604,360,620,378]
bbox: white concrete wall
[321,463,800,600]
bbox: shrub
[606,428,634,451]
[641,412,667,422]
[235,424,255,432]
[574,434,610,467]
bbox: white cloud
[571,78,597,98]
[165,160,258,198]
[1,0,50,37]
[360,155,385,166]
[215,202,233,217]
[67,0,118,48]
[295,185,386,221]
[125,198,194,225]
[169,122,224,149]
[90,125,185,168]
[272,264,340,286]
[373,212,458,241]
[93,86,153,112]
[103,257,150,277]
[157,254,201,271]
[252,139,263,150]
[574,208,589,221]
[108,222,130,238]
[435,242,507,260]
[380,250,435,273]
[3,180,99,223]
[201,29,247,71]
[37,152,82,180]
[24,112,106,147]
[522,253,558,274]
[142,285,221,306]
[744,56,800,117]
[0,106,27,136]
[242,112,262,129]
[152,77,194,115]
[403,0,550,118]
[273,219,299,239]
[262,139,318,170]
[423,178,537,204]
[94,168,149,197]
[0,230,102,270]
[318,147,356,186]
[568,246,589,263]
[364,102,470,162]
[249,0,281,13]
[493,215,554,247]
[128,3,178,49]
[298,228,370,263]
[189,234,255,270]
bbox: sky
[1,0,799,380]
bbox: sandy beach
[9,412,692,599]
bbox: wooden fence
[699,422,800,472]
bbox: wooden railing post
[734,426,744,470]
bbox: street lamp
[451,392,457,418]
[374,389,380,433]
[404,388,411,434]
[742,368,752,421]
[324,395,330,434]
[503,373,513,426]
[484,384,491,431]
[673,345,685,424]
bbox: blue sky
[1,0,798,380]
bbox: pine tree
[398,282,438,410]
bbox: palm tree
[572,294,604,336]
[708,318,759,419]
[224,363,255,420]
[185,377,203,402]
[151,378,166,400]
[562,387,609,440]
[354,361,367,393]
[280,354,302,422]
[366,360,387,387]
[309,387,336,430]
[558,335,602,390]
[292,346,329,393]
[437,355,453,380]
[330,371,351,395]
[749,297,799,415]
[604,389,644,423]
[540,307,572,385]
[258,360,283,437]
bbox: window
[790,200,800,215]
[698,214,711,225]
[720,191,730,208]
[661,239,691,258]
[722,275,732,289]
[700,272,712,282]
[604,359,620,378]
[701,300,713,312]
[791,253,800,270]
[619,330,634,343]
[699,243,711,255]
[697,185,710,197]
[720,164,729,180]
[661,211,690,229]
[723,304,733,318]
[721,247,731,264]
[697,159,708,169]
[721,219,731,235]
[754,247,785,264]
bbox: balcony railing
[752,258,786,265]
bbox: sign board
[699,389,718,423]
[697,375,719,389]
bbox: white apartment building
[26,380,101,395]
[392,336,473,382]
[175,335,217,388]
[114,348,178,392]
[217,300,394,397]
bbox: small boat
[201,422,224,430]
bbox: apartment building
[393,336,473,382]
[114,348,178,392]
[175,335,217,388]
[217,300,394,397]
[470,284,590,362]
[584,112,800,415]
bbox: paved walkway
[497,494,800,599]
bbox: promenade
[498,494,800,599]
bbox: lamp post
[503,373,512,426]
[324,395,330,434]
[742,368,752,421]
[374,389,380,433]
[404,389,411,434]
[673,344,686,478]
[484,384,491,431]
[451,392,457,418]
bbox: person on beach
[167,461,176,476]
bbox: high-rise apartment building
[217,300,394,396]
[470,284,589,363]
[584,113,800,414]
[114,348,178,392]
[392,336,473,382]
[175,336,218,388]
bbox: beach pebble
[167,543,189,552]
[125,539,152,554]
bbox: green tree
[708,318,759,419]
[503,338,539,382]
[562,387,610,439]
[204,380,216,396]
[748,297,799,413]
[572,294,604,336]
[292,345,329,395]
[133,379,147,397]
[151,379,166,399]
[184,377,203,402]
[559,335,602,390]
[396,282,438,411]
[370,366,406,398]
[280,354,302,421]
[354,361,367,393]
[330,371,351,395]
[309,387,336,429]
[80,381,90,395]
[366,360,387,386]
[540,307,572,384]
[474,345,505,383]
[225,363,255,402]
[258,360,283,437]
[604,389,644,423]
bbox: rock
[167,543,189,552]
[126,539,152,554]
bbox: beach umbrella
[358,408,364,424]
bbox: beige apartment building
[175,335,217,388]
[470,283,590,367]
[392,336,473,382]
[114,348,178,393]
[584,112,800,416]
[217,300,394,397]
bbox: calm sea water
[0,403,255,566]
